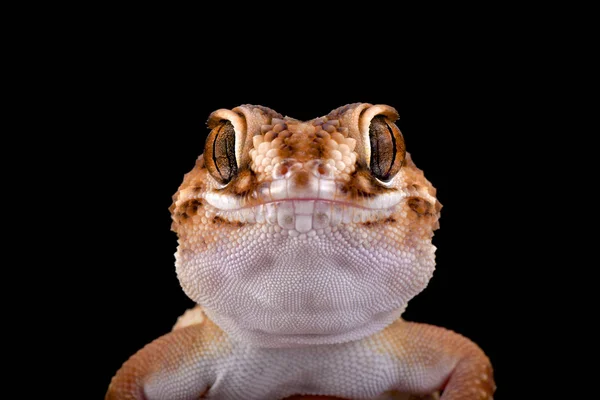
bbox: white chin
[203,306,406,348]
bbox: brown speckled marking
[339,168,395,199]
[405,197,442,231]
[171,199,205,226]
[285,123,323,161]
[212,215,245,228]
[260,121,330,163]
[362,215,399,227]
[170,159,209,231]
[407,197,434,216]
[185,199,203,216]
[212,216,226,224]
[173,210,189,225]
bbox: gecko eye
[205,120,238,184]
[369,115,406,182]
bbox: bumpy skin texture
[107,104,494,399]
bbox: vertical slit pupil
[385,120,397,177]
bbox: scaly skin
[107,104,494,399]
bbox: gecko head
[170,103,441,348]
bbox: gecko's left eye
[205,120,238,184]
[369,116,406,182]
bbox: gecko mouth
[208,199,397,234]
[205,173,402,212]
[203,173,403,234]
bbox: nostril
[280,165,289,175]
[310,161,334,179]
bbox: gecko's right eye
[205,120,238,185]
[368,116,405,182]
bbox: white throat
[205,305,406,348]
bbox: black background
[80,46,520,398]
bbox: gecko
[106,103,495,399]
